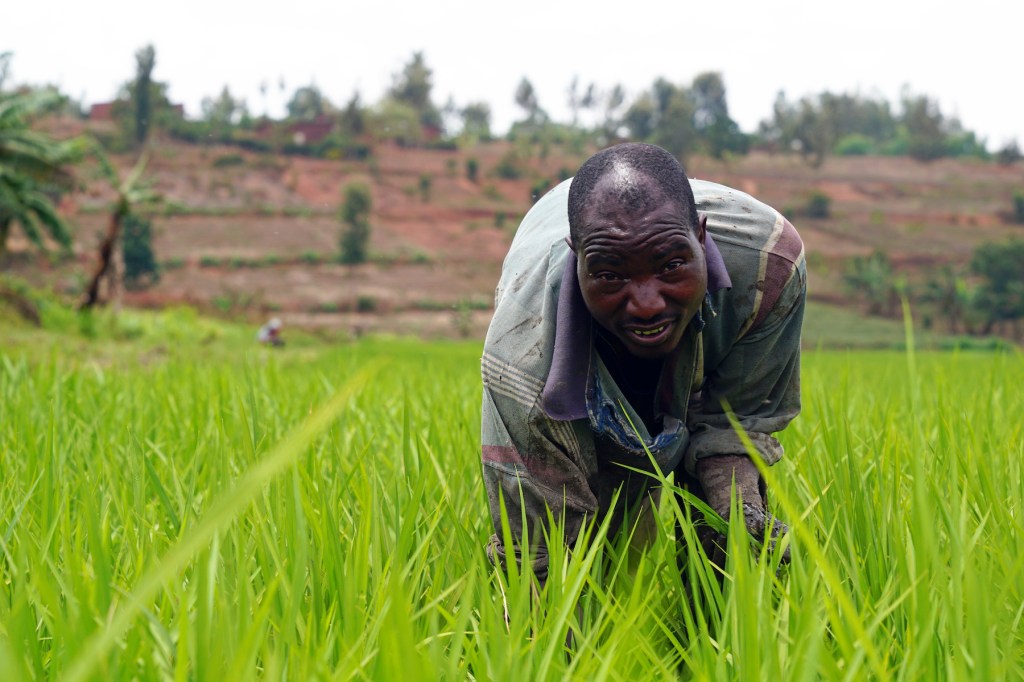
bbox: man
[481,143,805,581]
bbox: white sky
[4,0,1022,147]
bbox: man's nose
[626,279,667,320]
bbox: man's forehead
[592,162,655,197]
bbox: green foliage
[459,102,492,141]
[465,157,479,183]
[339,183,372,264]
[212,153,245,168]
[493,150,523,179]
[970,239,1024,335]
[843,250,905,316]
[387,51,441,130]
[201,85,249,138]
[286,84,332,121]
[121,214,158,289]
[902,92,947,162]
[995,140,1021,166]
[804,190,832,218]
[1013,191,1024,224]
[369,99,422,147]
[0,89,84,258]
[356,295,377,312]
[1,327,1023,679]
[133,45,156,146]
[834,133,874,156]
[514,77,547,127]
[418,173,432,203]
[529,177,552,204]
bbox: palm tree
[0,89,85,259]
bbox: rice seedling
[0,331,1021,680]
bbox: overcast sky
[5,0,1022,147]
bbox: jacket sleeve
[684,259,806,473]
[481,385,597,584]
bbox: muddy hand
[740,501,791,563]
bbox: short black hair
[567,143,698,247]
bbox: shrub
[122,215,159,289]
[465,158,479,183]
[418,173,432,203]
[356,295,377,313]
[212,153,245,168]
[805,190,831,219]
[1013,191,1024,225]
[493,150,523,179]
[835,134,874,156]
[161,256,186,270]
[339,183,372,265]
[530,178,552,204]
[995,141,1021,166]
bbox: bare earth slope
[6,121,1024,339]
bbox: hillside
[5,120,1023,340]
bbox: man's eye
[662,259,685,272]
[593,272,621,282]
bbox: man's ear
[697,213,708,249]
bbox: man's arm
[686,257,806,555]
[481,384,597,585]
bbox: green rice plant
[0,326,1021,680]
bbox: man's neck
[594,327,664,433]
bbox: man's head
[568,143,707,359]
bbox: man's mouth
[625,320,675,346]
[632,324,668,337]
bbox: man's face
[574,172,707,359]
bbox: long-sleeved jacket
[481,178,806,578]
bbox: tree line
[4,47,1021,167]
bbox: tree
[0,90,85,259]
[514,77,546,125]
[601,84,626,140]
[901,91,947,162]
[387,52,441,129]
[623,92,657,141]
[650,84,697,163]
[286,84,332,121]
[339,183,371,264]
[201,86,248,127]
[995,140,1021,166]
[133,45,155,146]
[369,99,422,146]
[459,102,491,140]
[970,239,1024,337]
[691,72,747,159]
[339,92,365,137]
[81,152,159,309]
[921,265,970,333]
[843,250,904,316]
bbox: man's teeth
[633,325,666,337]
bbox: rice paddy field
[1,311,1023,680]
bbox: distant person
[481,143,805,583]
[257,317,285,347]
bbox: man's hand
[695,455,791,563]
